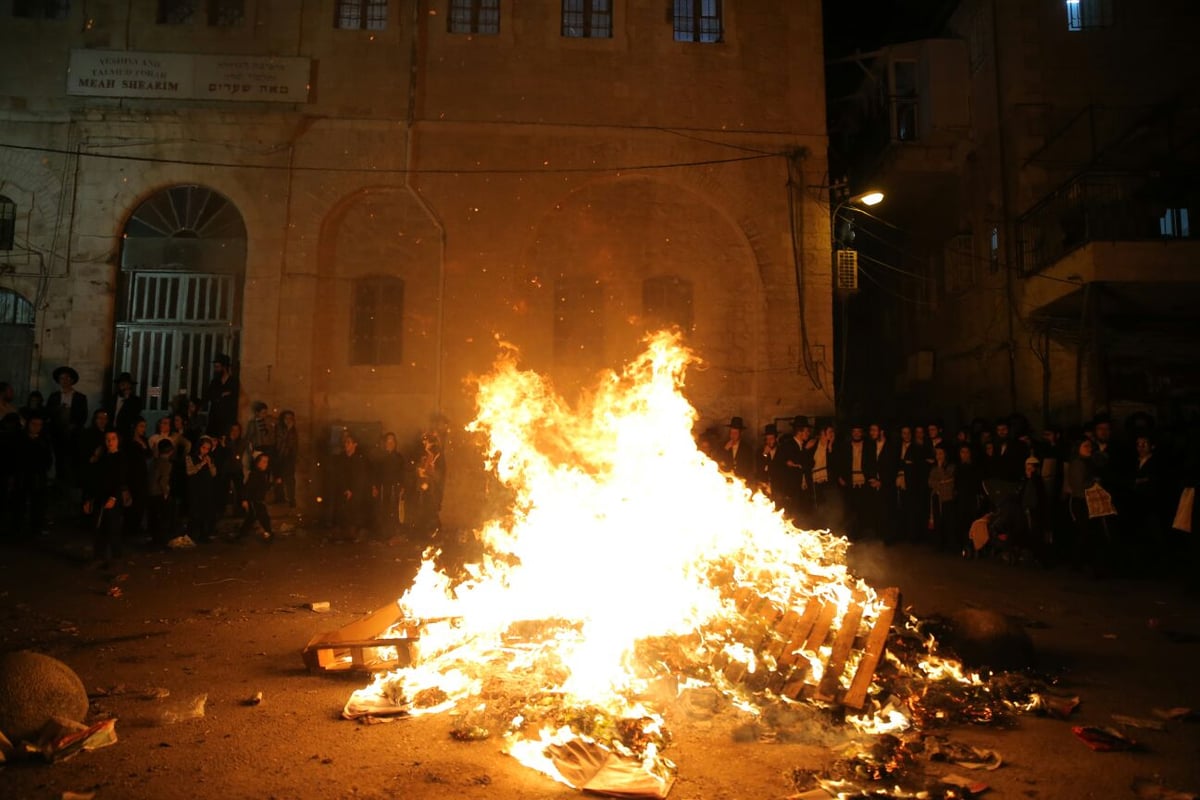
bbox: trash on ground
[306,601,331,613]
[1153,707,1197,722]
[1072,725,1139,751]
[544,737,675,799]
[925,736,1002,770]
[166,535,196,549]
[1112,714,1167,731]
[20,717,118,763]
[106,586,123,599]
[242,691,264,707]
[61,792,97,800]
[155,694,207,725]
[1131,777,1198,799]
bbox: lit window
[0,196,15,251]
[157,0,195,24]
[12,0,70,18]
[673,0,722,43]
[553,276,604,365]
[335,0,388,30]
[448,0,500,35]
[1066,0,1112,31]
[1159,208,1191,238]
[989,225,1000,271]
[208,0,244,26]
[562,0,611,39]
[643,276,694,334]
[350,277,404,365]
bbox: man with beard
[204,354,240,437]
[109,372,144,437]
[719,416,756,485]
[777,416,815,524]
[836,423,869,540]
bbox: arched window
[642,275,694,334]
[351,276,404,365]
[117,185,246,413]
[0,195,16,251]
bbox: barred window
[12,0,70,18]
[553,276,604,364]
[673,0,722,43]
[642,276,693,334]
[351,277,404,365]
[449,0,500,35]
[207,0,244,26]
[562,0,611,39]
[0,196,15,251]
[157,0,195,24]
[0,289,35,325]
[335,0,388,30]
[1066,0,1112,31]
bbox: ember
[337,332,952,793]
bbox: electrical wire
[856,265,935,306]
[0,141,780,175]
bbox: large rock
[945,609,1036,671]
[0,651,89,742]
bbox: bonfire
[336,332,1040,798]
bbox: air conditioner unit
[835,249,859,291]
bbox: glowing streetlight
[856,190,885,207]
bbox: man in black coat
[719,416,757,485]
[331,433,373,539]
[46,365,88,495]
[204,354,240,437]
[109,372,145,438]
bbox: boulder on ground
[0,651,89,742]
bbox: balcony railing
[1016,170,1195,275]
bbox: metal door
[115,271,241,413]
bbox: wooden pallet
[716,585,900,710]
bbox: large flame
[347,331,886,791]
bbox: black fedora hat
[726,416,747,430]
[52,366,80,385]
[763,423,778,436]
[115,372,135,386]
[792,415,811,430]
[212,353,232,367]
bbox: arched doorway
[0,287,35,399]
[115,185,246,413]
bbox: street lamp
[831,188,885,291]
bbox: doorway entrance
[115,185,246,415]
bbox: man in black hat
[109,372,144,437]
[719,416,756,484]
[777,415,815,523]
[204,354,240,437]
[46,366,88,497]
[758,423,784,501]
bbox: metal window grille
[0,289,34,325]
[0,196,14,251]
[642,275,694,334]
[562,0,612,39]
[335,0,388,30]
[673,0,722,43]
[835,249,859,292]
[12,0,70,18]
[207,0,244,26]
[350,277,404,365]
[157,0,195,24]
[449,0,500,34]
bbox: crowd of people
[0,356,447,567]
[710,412,1199,576]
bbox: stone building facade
[837,0,1200,428]
[0,1,835,524]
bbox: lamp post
[830,187,884,401]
